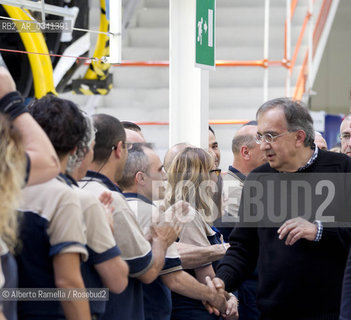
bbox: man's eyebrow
[261,131,279,135]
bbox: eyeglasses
[255,131,290,144]
[209,169,221,176]
[339,133,351,141]
[125,142,133,150]
[112,142,133,151]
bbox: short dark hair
[256,98,314,147]
[29,95,87,160]
[209,125,215,135]
[92,114,126,164]
[121,121,141,132]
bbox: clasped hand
[203,276,239,320]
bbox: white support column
[41,0,45,23]
[108,0,122,64]
[169,0,209,149]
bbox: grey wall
[311,0,351,114]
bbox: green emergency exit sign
[195,0,216,70]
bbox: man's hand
[0,67,16,98]
[98,191,115,232]
[203,276,227,316]
[163,200,190,224]
[99,191,113,207]
[210,277,225,291]
[222,294,239,320]
[150,221,181,248]
[278,217,317,245]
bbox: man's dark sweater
[216,150,351,319]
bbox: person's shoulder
[319,149,349,160]
[251,163,273,174]
[317,149,351,168]
[24,176,71,194]
[73,187,101,210]
[245,163,276,183]
[20,177,80,216]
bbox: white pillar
[263,0,270,102]
[169,0,209,149]
[108,0,122,64]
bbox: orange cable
[105,60,288,68]
[293,51,308,100]
[313,0,332,58]
[291,0,299,19]
[134,120,250,126]
[290,11,311,75]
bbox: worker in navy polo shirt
[80,114,188,320]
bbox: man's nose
[260,141,270,151]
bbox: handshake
[203,276,239,320]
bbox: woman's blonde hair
[0,115,26,252]
[164,147,218,223]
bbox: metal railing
[1,0,339,112]
[106,0,338,106]
[292,0,339,101]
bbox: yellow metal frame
[3,0,111,97]
[80,0,112,95]
[3,5,56,98]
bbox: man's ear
[295,130,306,147]
[113,141,124,159]
[240,145,250,160]
[135,171,146,186]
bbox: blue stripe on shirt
[87,245,121,265]
[128,250,153,277]
[49,242,86,256]
[163,257,182,271]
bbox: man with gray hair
[314,131,328,150]
[119,143,231,320]
[340,114,351,156]
[209,98,351,319]
[80,114,188,320]
[223,121,266,225]
[163,142,192,172]
[217,121,266,320]
[338,114,351,319]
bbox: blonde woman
[0,114,26,320]
[164,147,237,320]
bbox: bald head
[232,124,266,174]
[232,125,258,155]
[340,115,351,156]
[125,129,145,143]
[314,132,327,150]
[164,142,192,172]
